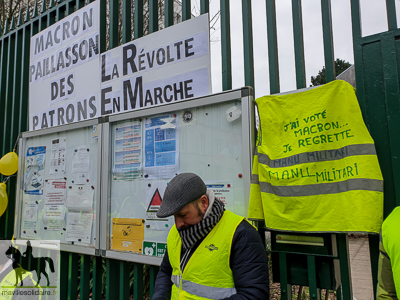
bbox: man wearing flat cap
[152,173,269,300]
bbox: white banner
[29,1,100,131]
[29,6,211,131]
[100,13,211,116]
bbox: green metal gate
[351,0,400,298]
[0,0,398,299]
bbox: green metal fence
[0,0,398,299]
[350,0,400,298]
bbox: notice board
[101,88,255,264]
[15,119,101,254]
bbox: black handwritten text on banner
[29,1,100,131]
[29,10,210,131]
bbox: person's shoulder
[236,219,256,231]
[230,219,268,267]
[233,219,262,244]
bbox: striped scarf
[178,198,225,250]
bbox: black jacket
[152,220,270,299]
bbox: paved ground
[349,235,374,300]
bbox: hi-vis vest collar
[249,80,383,233]
[170,275,237,299]
[167,210,243,299]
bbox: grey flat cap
[157,173,207,218]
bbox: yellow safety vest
[382,206,400,297]
[167,210,243,299]
[249,80,383,233]
[0,267,42,300]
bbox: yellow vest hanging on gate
[249,80,383,233]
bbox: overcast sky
[196,0,398,98]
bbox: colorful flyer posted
[143,115,179,179]
[24,146,46,195]
[115,121,141,140]
[113,121,143,180]
[115,138,141,152]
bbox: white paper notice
[50,138,66,175]
[45,179,67,206]
[72,145,90,184]
[206,183,233,211]
[67,185,94,212]
[143,115,179,179]
[42,205,66,230]
[66,212,93,243]
[21,201,38,237]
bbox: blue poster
[143,115,179,179]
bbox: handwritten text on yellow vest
[249,80,383,233]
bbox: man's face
[174,196,208,230]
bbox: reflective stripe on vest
[249,80,383,233]
[257,143,378,168]
[382,206,400,298]
[167,210,243,300]
[170,274,237,299]
[252,176,383,197]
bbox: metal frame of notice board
[100,87,255,265]
[15,118,103,255]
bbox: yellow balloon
[0,183,8,217]
[0,152,18,176]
